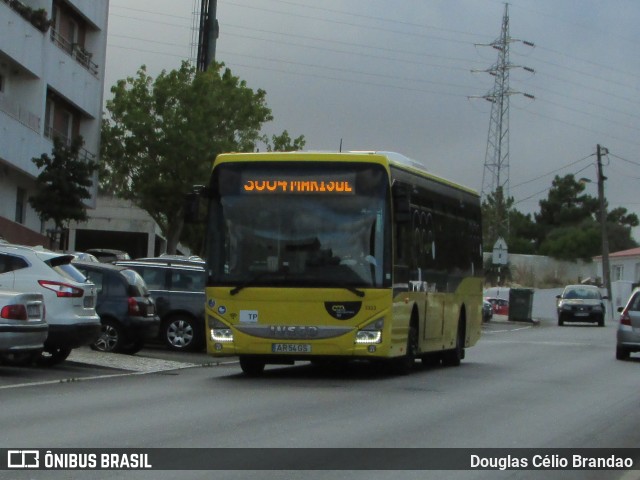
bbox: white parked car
[0,244,101,365]
[0,291,48,365]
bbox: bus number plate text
[271,343,311,353]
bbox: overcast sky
[104,0,640,236]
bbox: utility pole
[597,144,612,303]
[470,3,534,245]
[195,0,219,71]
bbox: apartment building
[0,0,108,246]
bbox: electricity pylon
[470,3,534,241]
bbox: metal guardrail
[0,93,40,132]
[49,28,99,76]
[43,126,97,162]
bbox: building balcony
[0,92,40,133]
[50,28,99,77]
[43,126,97,163]
[1,0,52,33]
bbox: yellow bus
[198,151,483,375]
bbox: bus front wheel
[442,320,465,367]
[391,326,418,375]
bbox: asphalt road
[1,318,639,480]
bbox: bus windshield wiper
[343,286,365,298]
[229,271,279,296]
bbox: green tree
[29,136,97,242]
[481,187,537,254]
[101,61,274,253]
[534,174,637,260]
[534,174,598,247]
[262,130,306,152]
[481,186,510,248]
[507,209,537,254]
[606,207,639,252]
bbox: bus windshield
[207,162,391,289]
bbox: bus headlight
[208,316,234,343]
[355,319,384,344]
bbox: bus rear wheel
[239,357,266,376]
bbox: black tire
[616,346,630,361]
[392,326,418,375]
[163,316,200,351]
[598,316,605,327]
[0,351,41,366]
[239,357,266,376]
[558,315,564,327]
[442,320,464,367]
[91,319,126,353]
[36,347,72,366]
[119,337,145,355]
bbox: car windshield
[564,287,600,300]
[207,162,391,289]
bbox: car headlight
[561,303,572,310]
[592,304,603,311]
[208,316,233,342]
[355,319,384,344]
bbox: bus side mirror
[184,186,208,224]
[392,184,411,224]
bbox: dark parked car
[556,284,607,327]
[85,249,131,264]
[73,262,160,354]
[616,287,640,360]
[115,258,206,351]
[482,299,493,323]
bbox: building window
[15,187,26,224]
[635,263,640,283]
[612,265,624,281]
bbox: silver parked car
[0,244,101,365]
[616,287,640,360]
[0,291,48,365]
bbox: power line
[609,153,640,168]
[513,163,593,206]
[223,0,476,47]
[511,154,595,190]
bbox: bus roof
[214,151,479,197]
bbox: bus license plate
[271,343,311,353]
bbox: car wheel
[598,316,605,327]
[0,351,41,366]
[558,315,564,327]
[36,347,72,366]
[239,356,266,376]
[442,320,465,367]
[92,319,126,353]
[164,316,200,351]
[616,346,630,361]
